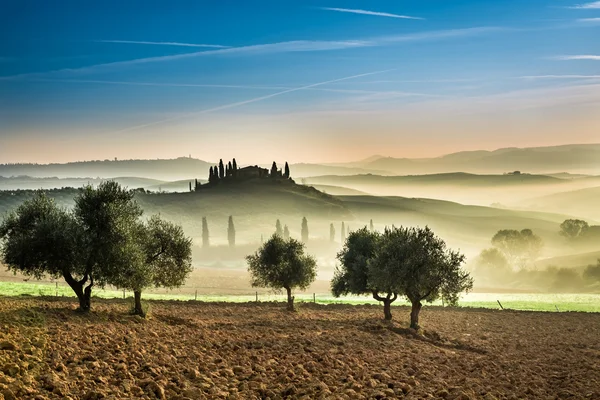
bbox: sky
[0,0,599,164]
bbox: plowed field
[1,297,599,399]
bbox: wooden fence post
[195,290,197,301]
[255,291,258,302]
[313,293,316,303]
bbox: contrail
[108,69,395,134]
[95,40,228,48]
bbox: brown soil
[1,297,599,400]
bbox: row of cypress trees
[330,219,375,242]
[201,217,375,248]
[208,158,239,184]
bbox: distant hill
[0,157,212,181]
[520,186,600,221]
[304,184,369,196]
[0,179,352,246]
[306,172,562,187]
[285,163,390,178]
[0,180,587,263]
[347,144,600,175]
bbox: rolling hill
[340,144,600,175]
[303,172,591,207]
[0,157,212,181]
[520,186,600,222]
[0,179,589,264]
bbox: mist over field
[1,144,599,296]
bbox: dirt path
[1,297,599,399]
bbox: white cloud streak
[30,77,440,97]
[577,17,600,21]
[320,7,423,20]
[105,69,395,134]
[555,55,600,60]
[569,1,600,9]
[0,27,499,80]
[95,40,228,48]
[519,75,600,79]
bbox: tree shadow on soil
[362,322,488,355]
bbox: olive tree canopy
[246,234,316,311]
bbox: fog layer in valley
[1,144,599,295]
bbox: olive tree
[370,226,472,329]
[0,193,88,308]
[111,216,193,316]
[246,234,317,311]
[0,182,143,312]
[332,228,398,320]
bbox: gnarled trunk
[63,271,93,312]
[383,300,392,321]
[285,287,295,312]
[132,290,144,316]
[373,292,398,321]
[410,300,422,330]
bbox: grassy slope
[338,195,573,257]
[0,182,578,257]
[306,172,564,187]
[520,186,600,221]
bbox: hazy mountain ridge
[0,157,213,181]
[3,144,599,179]
[354,144,600,174]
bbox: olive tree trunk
[63,271,93,312]
[410,300,422,330]
[285,287,295,312]
[132,290,144,316]
[373,292,398,321]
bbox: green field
[1,281,598,312]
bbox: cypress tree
[341,222,346,243]
[189,181,192,192]
[195,178,198,190]
[275,219,283,236]
[301,217,309,243]
[330,223,335,242]
[283,225,290,240]
[232,158,238,177]
[214,165,219,181]
[370,219,374,232]
[347,225,350,238]
[228,161,233,177]
[219,159,225,179]
[270,161,278,178]
[209,167,213,183]
[284,162,290,179]
[228,216,235,247]
[202,217,209,248]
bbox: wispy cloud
[95,40,228,48]
[555,55,600,60]
[319,7,423,20]
[569,1,600,9]
[0,27,500,80]
[0,40,368,80]
[30,77,438,96]
[577,17,600,21]
[379,27,504,44]
[105,69,396,134]
[519,74,600,79]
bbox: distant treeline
[0,157,212,180]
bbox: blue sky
[0,0,599,163]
